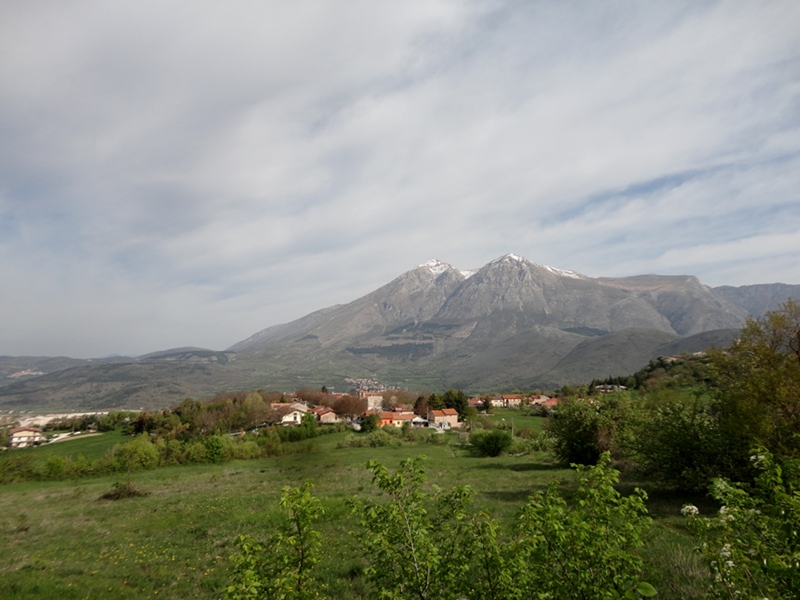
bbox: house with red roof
[429,408,460,430]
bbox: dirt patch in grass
[97,482,149,501]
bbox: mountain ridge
[1,253,798,411]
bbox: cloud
[1,0,799,356]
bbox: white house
[280,409,307,426]
[9,427,43,448]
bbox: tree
[331,395,366,420]
[546,398,604,465]
[299,412,318,438]
[427,392,444,410]
[442,388,469,420]
[413,395,429,417]
[632,397,726,491]
[359,412,380,434]
[710,300,800,477]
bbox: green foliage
[546,398,605,465]
[510,453,655,599]
[441,388,469,420]
[350,456,476,600]
[227,482,325,600]
[710,300,800,476]
[359,412,380,434]
[470,428,513,457]
[300,411,318,437]
[632,396,726,491]
[110,434,160,472]
[347,454,655,600]
[204,435,225,463]
[336,429,402,449]
[684,449,800,599]
[627,355,714,393]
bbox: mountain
[226,254,749,391]
[712,283,800,317]
[0,349,251,412]
[1,254,795,411]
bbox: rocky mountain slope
[228,254,750,391]
[712,283,800,317]
[1,254,797,411]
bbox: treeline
[128,390,365,439]
[41,411,137,432]
[0,418,344,484]
[546,301,800,490]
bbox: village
[1,389,567,449]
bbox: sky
[1,1,799,358]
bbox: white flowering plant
[683,448,800,599]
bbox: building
[9,427,43,448]
[310,406,342,424]
[429,408,460,430]
[502,394,525,408]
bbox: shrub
[224,439,261,460]
[110,435,160,472]
[204,435,225,463]
[349,456,475,600]
[470,429,512,457]
[632,398,725,491]
[510,454,655,598]
[683,450,800,599]
[184,440,209,463]
[226,482,324,600]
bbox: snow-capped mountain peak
[418,259,453,276]
[540,264,586,279]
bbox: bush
[226,482,323,600]
[110,435,160,472]
[345,453,655,600]
[546,398,603,464]
[510,453,655,598]
[633,399,726,491]
[684,450,800,598]
[224,439,261,460]
[204,435,225,463]
[470,428,513,457]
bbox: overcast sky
[1,1,799,358]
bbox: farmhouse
[429,408,460,430]
[9,427,43,448]
[310,406,342,424]
[502,394,525,407]
[280,409,306,426]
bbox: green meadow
[0,421,710,599]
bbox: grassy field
[484,407,546,432]
[31,430,128,460]
[0,426,710,599]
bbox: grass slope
[0,429,709,599]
